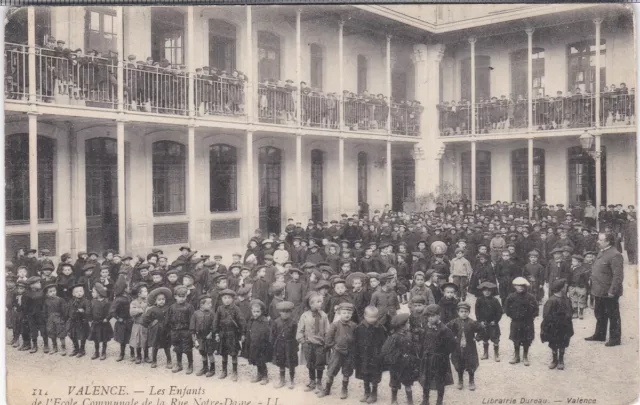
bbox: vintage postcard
[3,3,638,405]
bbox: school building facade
[3,4,636,258]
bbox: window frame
[151,8,185,67]
[357,55,368,94]
[152,140,186,216]
[567,39,606,94]
[84,8,117,56]
[209,144,238,213]
[209,19,237,72]
[357,152,368,205]
[511,148,545,202]
[461,150,491,203]
[258,31,281,82]
[461,55,491,102]
[309,43,324,90]
[567,145,607,205]
[510,48,545,99]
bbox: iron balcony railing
[391,102,422,136]
[4,43,29,101]
[343,97,388,133]
[257,83,297,125]
[194,75,246,117]
[300,91,339,129]
[124,64,188,115]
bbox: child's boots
[196,360,208,376]
[366,384,378,403]
[186,360,193,375]
[60,340,66,356]
[494,344,500,362]
[469,373,476,391]
[172,360,183,373]
[405,387,414,405]
[457,375,464,390]
[481,342,489,360]
[231,361,238,381]
[578,308,584,320]
[289,375,295,390]
[43,341,50,354]
[220,361,228,379]
[304,380,316,392]
[206,356,216,378]
[340,380,349,399]
[275,370,286,389]
[317,377,332,398]
[549,350,558,369]
[391,388,398,405]
[92,349,100,360]
[360,382,371,403]
[260,370,269,385]
[557,349,565,370]
[29,339,38,353]
[50,340,58,355]
[509,347,520,364]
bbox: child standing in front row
[88,282,113,360]
[245,299,272,384]
[167,285,195,374]
[439,283,460,324]
[447,302,483,391]
[270,301,299,389]
[143,287,172,369]
[43,283,67,355]
[109,277,134,362]
[541,279,574,370]
[67,284,91,357]
[296,292,330,393]
[215,289,245,381]
[129,283,150,364]
[191,295,216,377]
[354,306,387,404]
[504,277,539,366]
[381,313,419,405]
[474,282,502,362]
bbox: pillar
[27,7,36,101]
[187,125,197,246]
[68,123,78,256]
[528,138,534,218]
[471,141,476,208]
[386,35,392,134]
[296,135,302,219]
[339,137,345,214]
[187,6,195,117]
[296,9,302,125]
[117,119,126,252]
[469,37,476,135]
[526,27,534,132]
[245,7,254,122]
[338,20,345,130]
[116,7,124,112]
[28,112,38,250]
[246,131,255,233]
[594,18,603,127]
[595,134,602,225]
[386,141,392,207]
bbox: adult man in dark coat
[623,214,637,264]
[585,232,624,347]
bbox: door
[568,146,607,205]
[259,146,282,235]
[392,157,415,213]
[311,149,324,222]
[85,138,118,253]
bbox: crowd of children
[5,199,635,405]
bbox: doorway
[311,149,324,222]
[258,146,282,235]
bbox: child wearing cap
[89,283,113,360]
[425,270,443,304]
[166,286,195,374]
[252,266,270,309]
[143,287,172,369]
[245,299,272,384]
[418,304,457,405]
[43,283,67,355]
[369,273,399,332]
[24,277,48,353]
[326,279,354,323]
[410,271,435,307]
[191,295,216,377]
[11,280,28,349]
[450,248,473,301]
[504,277,539,366]
[381,312,419,405]
[447,302,483,391]
[67,283,91,357]
[269,281,286,320]
[296,292,330,393]
[541,279,574,370]
[523,250,545,305]
[129,283,150,364]
[318,302,357,399]
[214,289,245,381]
[567,255,589,319]
[270,301,299,389]
[56,263,76,301]
[285,268,305,320]
[409,296,428,346]
[475,282,503,362]
[468,253,496,298]
[109,277,134,361]
[439,283,460,324]
[353,306,387,403]
[350,274,368,322]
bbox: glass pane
[90,12,99,30]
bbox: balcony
[344,96,388,134]
[194,74,246,117]
[391,101,423,136]
[124,64,188,115]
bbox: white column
[27,7,36,101]
[187,6,195,117]
[471,141,477,209]
[28,112,38,250]
[595,134,602,226]
[528,138,534,218]
[594,18,603,127]
[338,20,345,130]
[188,125,197,246]
[469,37,476,135]
[245,7,254,122]
[296,135,302,219]
[339,137,345,214]
[526,27,534,132]
[296,9,302,126]
[116,7,124,112]
[68,124,78,256]
[386,141,392,206]
[117,120,126,252]
[246,131,255,233]
[386,35,392,134]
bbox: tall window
[5,8,51,46]
[511,48,545,98]
[357,55,368,94]
[310,43,323,90]
[209,19,236,72]
[511,148,545,202]
[258,31,280,82]
[392,71,407,102]
[210,144,237,212]
[461,150,491,202]
[461,55,490,101]
[85,8,116,55]
[568,146,607,205]
[311,150,324,222]
[151,8,185,66]
[392,157,415,212]
[152,141,186,215]
[5,134,54,223]
[568,40,606,93]
[357,152,368,204]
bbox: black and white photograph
[2,3,639,405]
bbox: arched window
[357,152,368,204]
[5,134,55,222]
[461,55,490,101]
[311,149,324,222]
[258,31,280,81]
[151,8,185,66]
[568,146,607,205]
[210,144,237,212]
[310,43,323,90]
[511,48,545,98]
[152,141,186,215]
[461,150,491,202]
[209,19,236,72]
[568,40,606,93]
[357,55,368,94]
[511,148,545,202]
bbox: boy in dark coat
[191,295,216,377]
[523,250,545,304]
[504,277,539,366]
[109,277,134,361]
[270,301,299,389]
[474,282,503,362]
[541,279,574,370]
[353,306,387,404]
[419,304,457,405]
[167,285,195,374]
[24,277,48,353]
[215,289,246,380]
[245,299,272,384]
[409,296,428,346]
[42,283,67,355]
[438,283,460,324]
[143,287,172,369]
[447,302,484,391]
[67,284,91,357]
[56,263,76,301]
[381,313,419,405]
[296,291,330,393]
[88,282,113,360]
[369,273,399,332]
[251,266,270,309]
